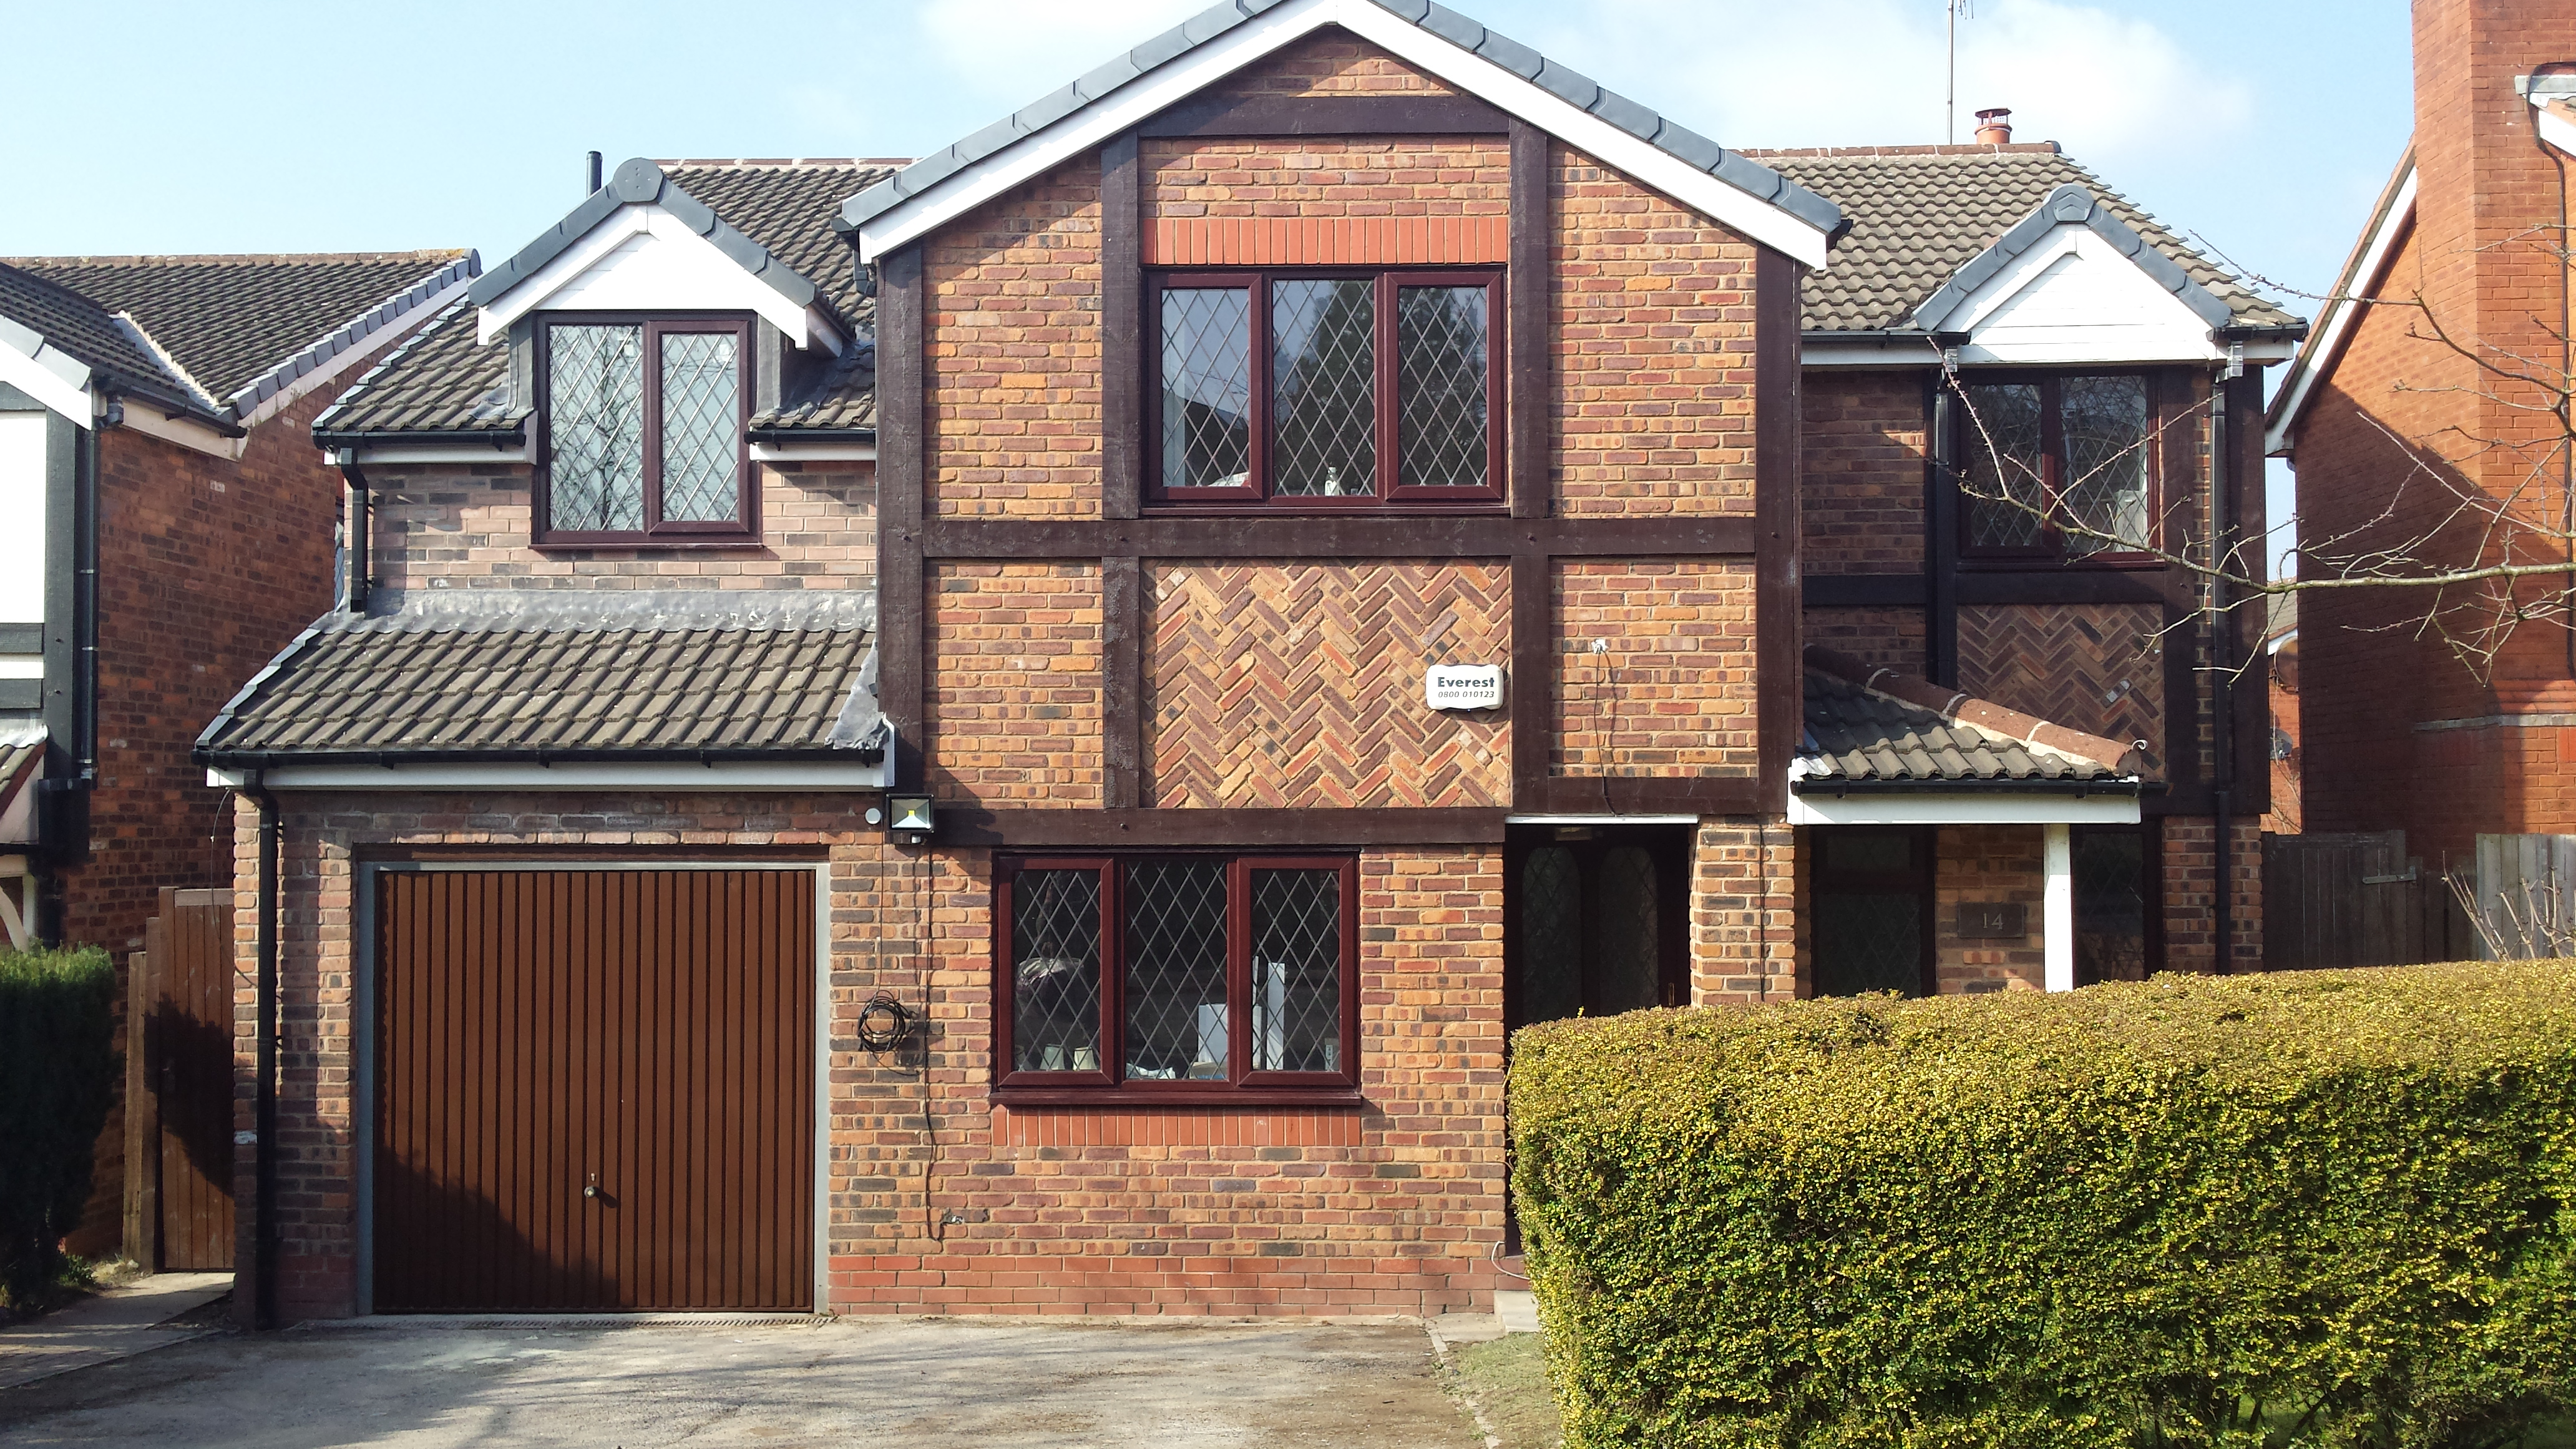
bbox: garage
[371,867,816,1314]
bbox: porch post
[2043,822,2074,991]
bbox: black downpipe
[76,418,99,788]
[2211,378,2237,973]
[245,774,280,1329]
[339,464,371,614]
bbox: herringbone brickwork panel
[929,562,1104,806]
[1553,560,1758,777]
[1803,607,1928,678]
[1553,144,1758,517]
[1146,562,1510,808]
[1956,603,2163,769]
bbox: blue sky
[9,0,2413,568]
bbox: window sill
[990,1086,1368,1109]
[1144,499,1506,516]
[530,538,771,553]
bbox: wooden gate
[2261,831,2472,969]
[373,868,814,1313]
[122,887,239,1272]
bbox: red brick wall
[1201,30,1459,97]
[1143,137,1510,242]
[927,562,1104,807]
[1933,824,2046,993]
[927,153,1103,520]
[2161,816,2262,972]
[1690,817,1798,1002]
[1145,561,1510,808]
[1553,560,1758,777]
[363,461,876,595]
[1803,607,1928,678]
[1551,143,1759,516]
[234,795,1506,1319]
[1802,371,1927,572]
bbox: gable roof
[1752,146,2302,338]
[197,591,882,766]
[1,251,476,426]
[2261,145,2417,457]
[0,262,213,422]
[838,0,1846,268]
[320,160,895,446]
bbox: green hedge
[0,944,118,1306]
[1509,964,2576,1448]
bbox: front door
[1807,827,1935,997]
[1504,826,1690,1033]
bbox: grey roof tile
[1751,146,2304,334]
[1798,669,2127,788]
[198,592,879,763]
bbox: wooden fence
[2261,831,2475,970]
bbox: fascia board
[1786,788,2140,826]
[0,329,96,426]
[236,265,480,432]
[1800,336,1944,368]
[2541,102,2576,158]
[477,207,843,353]
[207,759,894,792]
[117,399,242,459]
[2264,166,2417,457]
[337,442,533,465]
[855,0,1833,269]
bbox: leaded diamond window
[1147,270,1502,506]
[1956,373,2157,559]
[995,856,1359,1096]
[540,316,753,542]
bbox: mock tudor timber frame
[872,101,1805,846]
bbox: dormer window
[537,316,756,544]
[1149,270,1503,507]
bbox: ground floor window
[993,854,1359,1100]
[1807,826,1935,997]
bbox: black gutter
[310,427,526,449]
[243,772,280,1330]
[74,419,97,791]
[198,743,886,769]
[1791,776,2144,797]
[744,426,878,446]
[2213,323,2312,343]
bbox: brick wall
[234,794,1505,1319]
[2160,815,2262,973]
[927,562,1104,807]
[364,461,876,597]
[1143,137,1509,241]
[1803,607,1928,678]
[926,153,1103,520]
[1553,560,1757,776]
[1802,371,1927,572]
[1689,817,1797,1003]
[1551,143,1758,516]
[1933,824,2046,993]
[1145,561,1510,808]
[1201,30,1459,97]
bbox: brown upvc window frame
[1951,369,2162,567]
[534,312,759,548]
[991,852,1364,1107]
[1145,268,1507,510]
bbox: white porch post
[2042,822,2074,992]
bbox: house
[2265,0,2576,869]
[192,0,2293,1323]
[0,248,477,1260]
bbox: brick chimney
[1973,107,2012,144]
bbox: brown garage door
[374,868,813,1312]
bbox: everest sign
[1425,665,1504,711]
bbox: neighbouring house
[192,0,2294,1323]
[0,248,476,1262]
[2266,0,2576,869]
[2266,595,2301,836]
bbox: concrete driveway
[0,1316,1482,1448]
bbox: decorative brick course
[1803,371,1928,573]
[1553,560,1757,777]
[364,461,876,595]
[1689,817,1797,1003]
[1146,560,1510,808]
[928,562,1104,807]
[1551,142,1758,516]
[234,796,1504,1319]
[926,154,1103,520]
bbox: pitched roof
[197,592,882,764]
[318,162,894,445]
[1750,146,2303,336]
[2,252,475,419]
[1798,648,2137,791]
[838,0,1844,266]
[0,262,210,419]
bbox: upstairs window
[1956,373,2154,560]
[994,854,1360,1102]
[538,316,754,544]
[1151,270,1503,507]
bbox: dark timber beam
[1508,119,1549,522]
[877,246,927,792]
[919,515,1757,560]
[1754,247,1805,816]
[1100,135,1143,522]
[941,807,1511,847]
